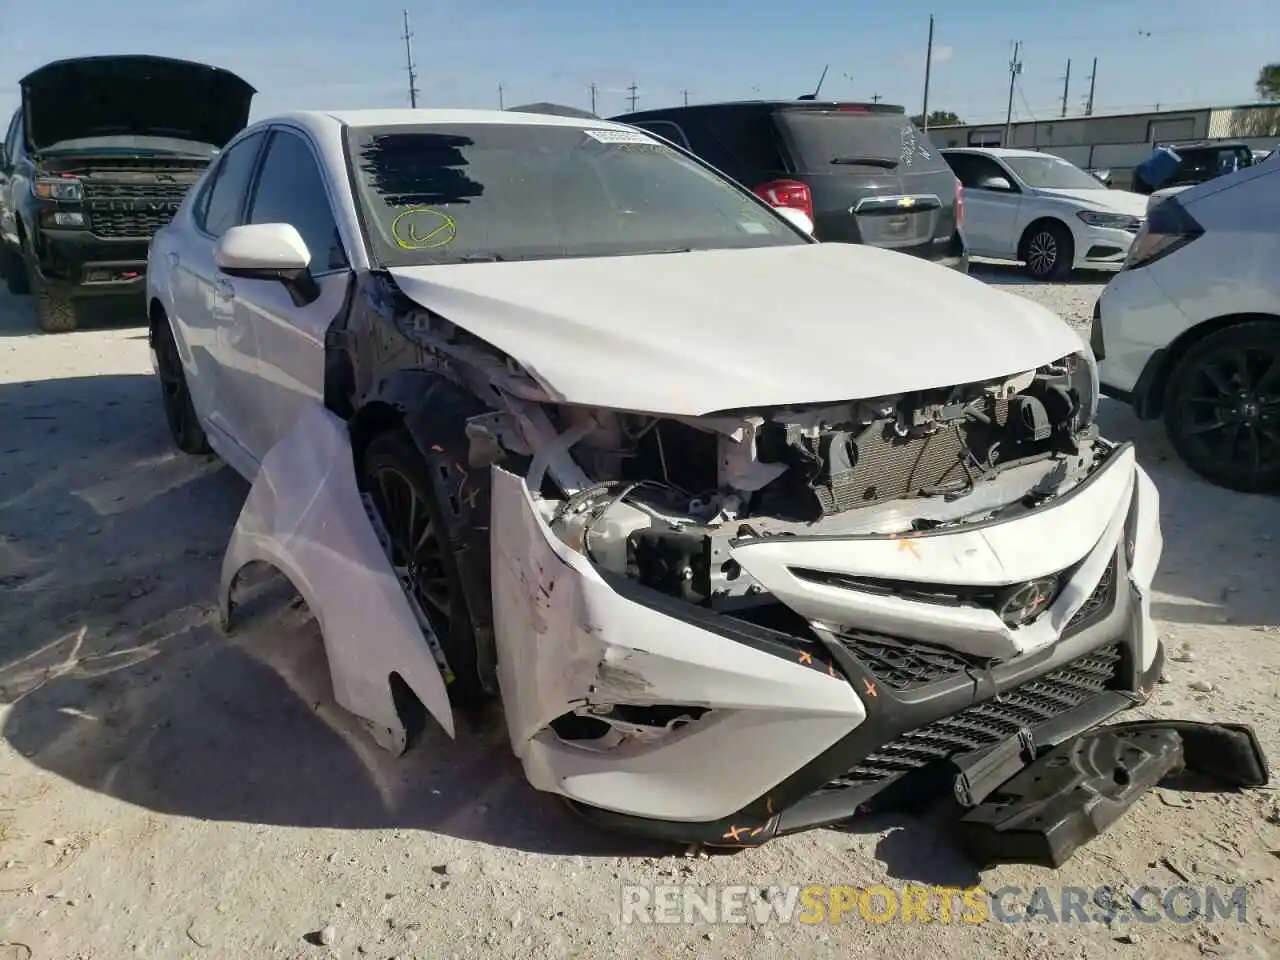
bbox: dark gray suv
[611,100,968,271]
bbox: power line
[400,9,419,109]
[937,19,1276,54]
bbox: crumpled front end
[471,346,1165,840]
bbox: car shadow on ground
[968,261,1116,286]
[0,290,145,338]
[1,372,1275,872]
[0,371,661,859]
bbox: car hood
[1031,187,1149,217]
[387,243,1084,416]
[21,55,255,153]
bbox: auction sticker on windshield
[584,129,660,145]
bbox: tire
[1021,221,1074,282]
[1,244,29,295]
[153,312,211,455]
[27,258,78,332]
[1163,321,1280,493]
[361,427,491,705]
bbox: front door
[231,127,353,454]
[946,152,1023,258]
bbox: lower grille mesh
[826,643,1123,789]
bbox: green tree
[911,110,963,127]
[1258,63,1280,101]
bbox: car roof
[940,146,1048,159]
[615,99,905,120]
[269,108,637,134]
[1165,139,1249,149]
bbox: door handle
[167,251,179,267]
[216,279,235,301]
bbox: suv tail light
[753,179,814,221]
[1124,197,1203,270]
[954,178,965,231]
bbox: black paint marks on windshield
[356,133,485,207]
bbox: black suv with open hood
[0,55,255,331]
[611,100,968,271]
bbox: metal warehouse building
[928,102,1279,184]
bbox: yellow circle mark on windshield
[391,207,457,250]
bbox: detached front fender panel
[218,401,454,751]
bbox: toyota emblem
[996,576,1059,627]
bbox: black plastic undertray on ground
[955,721,1270,869]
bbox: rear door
[173,128,271,461]
[771,106,958,256]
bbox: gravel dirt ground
[0,265,1277,960]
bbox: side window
[199,131,267,237]
[247,130,348,272]
[704,114,788,176]
[631,120,691,151]
[943,153,981,187]
[970,155,1016,189]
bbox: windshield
[1003,155,1106,191]
[346,122,805,266]
[774,110,948,173]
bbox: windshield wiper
[831,156,899,168]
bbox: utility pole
[589,83,598,114]
[1004,41,1022,146]
[1060,59,1071,117]
[498,83,504,110]
[401,9,419,108]
[681,89,690,106]
[626,82,639,112]
[921,14,934,131]
[870,93,883,104]
[1085,57,1097,116]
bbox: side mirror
[215,223,319,306]
[978,175,1013,192]
[775,206,815,236]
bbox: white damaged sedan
[146,107,1164,846]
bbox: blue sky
[1,0,1277,126]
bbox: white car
[146,108,1165,846]
[941,148,1148,281]
[1092,157,1280,493]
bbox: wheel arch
[1134,312,1280,421]
[1017,215,1072,261]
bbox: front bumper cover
[220,405,1165,846]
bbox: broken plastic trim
[957,720,1270,868]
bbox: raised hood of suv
[21,55,255,153]
[387,242,1084,415]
